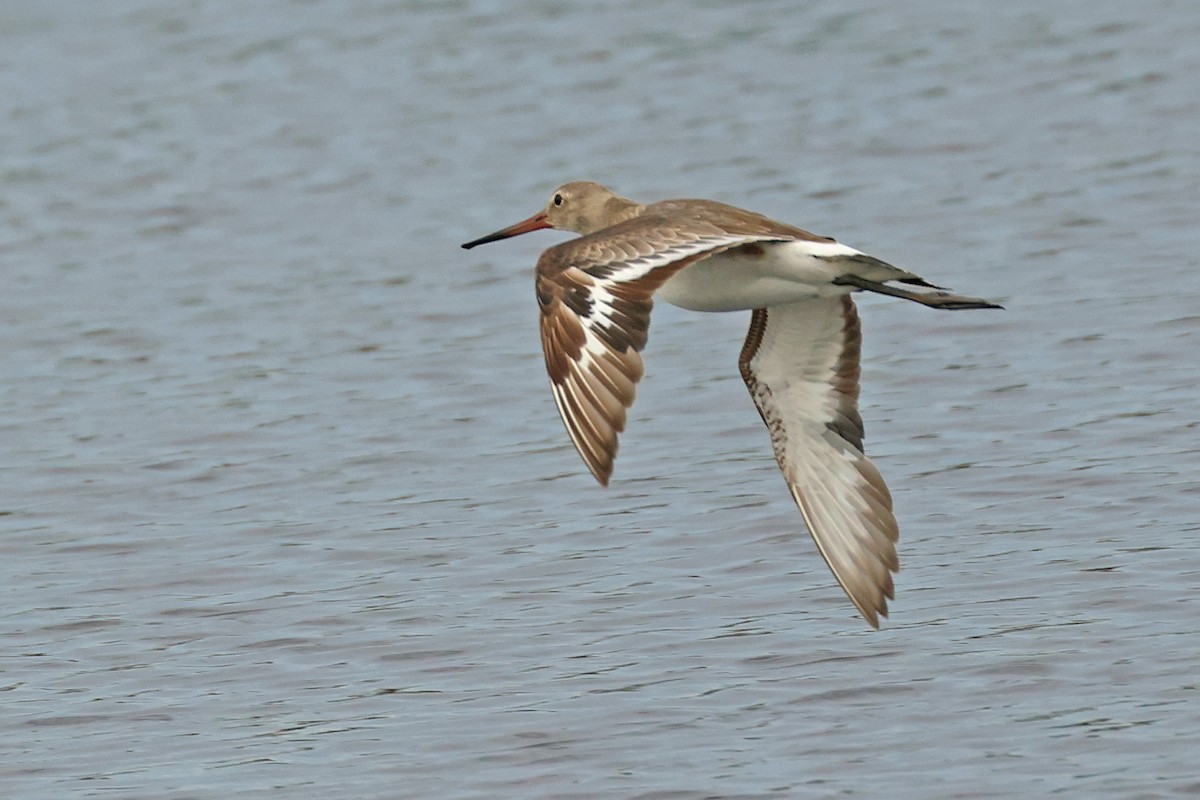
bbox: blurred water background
[2,1,1198,797]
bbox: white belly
[656,241,858,312]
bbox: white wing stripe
[590,234,783,283]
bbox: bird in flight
[462,181,1001,627]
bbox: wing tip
[858,601,888,630]
[589,463,612,487]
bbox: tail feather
[897,276,948,290]
[834,274,1003,310]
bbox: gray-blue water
[3,2,1198,797]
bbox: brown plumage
[463,181,1000,627]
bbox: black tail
[834,275,1003,310]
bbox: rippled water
[3,1,1199,797]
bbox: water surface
[2,1,1198,797]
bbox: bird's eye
[553,193,564,206]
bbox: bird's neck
[579,195,644,235]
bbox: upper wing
[739,295,900,627]
[536,228,781,484]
